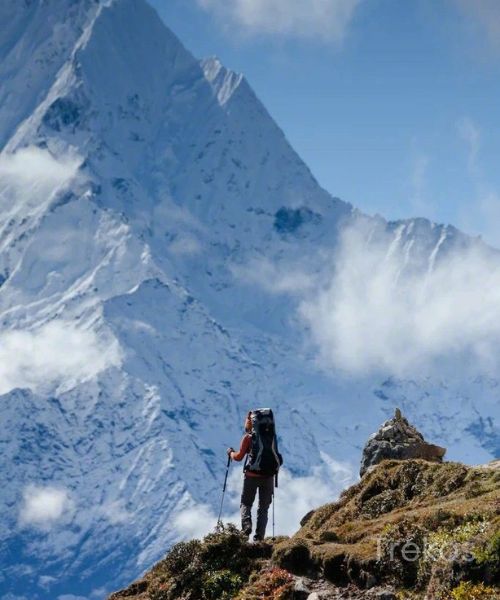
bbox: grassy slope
[109,460,500,600]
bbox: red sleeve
[231,434,251,461]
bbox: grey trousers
[240,475,274,539]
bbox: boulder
[360,408,446,476]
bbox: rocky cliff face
[107,458,500,599]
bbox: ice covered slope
[0,1,498,599]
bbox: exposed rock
[294,576,312,598]
[360,408,446,476]
[375,592,397,600]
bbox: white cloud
[174,455,354,539]
[100,499,134,525]
[19,485,73,529]
[231,257,316,294]
[0,146,82,288]
[271,454,354,534]
[300,218,500,376]
[0,320,122,395]
[0,147,81,218]
[38,576,57,591]
[168,235,202,256]
[173,502,217,539]
[0,146,80,184]
[197,0,361,42]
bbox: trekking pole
[217,454,231,529]
[272,480,276,541]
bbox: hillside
[108,459,499,599]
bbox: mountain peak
[1,0,198,151]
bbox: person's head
[244,411,253,433]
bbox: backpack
[244,408,283,477]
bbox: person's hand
[227,447,234,458]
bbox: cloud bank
[0,146,81,219]
[300,219,500,376]
[0,145,82,271]
[197,0,361,42]
[0,146,80,184]
[0,321,122,395]
[19,485,72,529]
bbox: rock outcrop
[359,408,446,477]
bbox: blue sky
[150,0,500,245]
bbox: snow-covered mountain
[0,1,498,599]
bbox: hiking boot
[242,527,252,538]
[253,534,263,542]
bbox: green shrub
[319,530,339,543]
[450,581,498,599]
[161,539,202,576]
[146,524,264,600]
[200,524,254,575]
[474,530,500,564]
[203,569,244,600]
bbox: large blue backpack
[244,408,283,478]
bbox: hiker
[227,409,282,541]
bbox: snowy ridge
[0,1,497,599]
[201,57,244,106]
